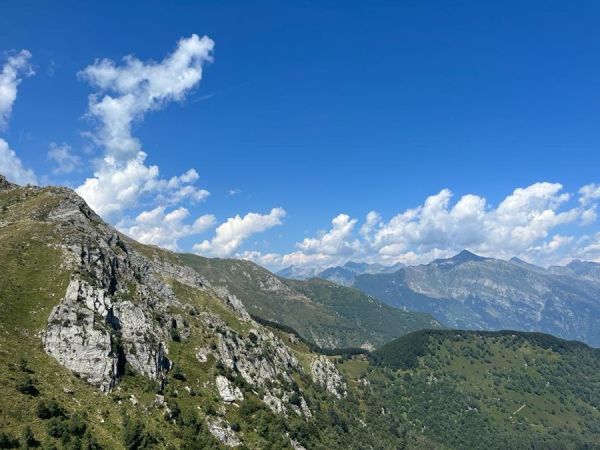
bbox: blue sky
[1,0,600,269]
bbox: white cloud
[575,232,600,263]
[365,182,580,262]
[158,169,209,204]
[0,138,37,185]
[0,50,34,129]
[47,143,81,174]
[237,250,284,268]
[0,51,36,185]
[194,208,286,257]
[76,35,214,219]
[297,214,360,256]
[242,182,600,271]
[77,153,160,217]
[79,34,214,163]
[119,206,215,250]
[240,215,365,271]
[579,184,600,225]
[579,183,600,205]
[581,207,597,226]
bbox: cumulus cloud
[158,169,210,204]
[0,51,36,184]
[76,34,214,218]
[78,35,213,162]
[241,182,600,271]
[194,208,286,257]
[371,182,579,260]
[579,184,600,225]
[0,138,37,184]
[0,50,34,129]
[579,184,600,205]
[297,214,360,255]
[77,153,157,217]
[236,250,285,268]
[119,206,215,250]
[260,214,364,268]
[47,143,82,174]
[575,232,600,263]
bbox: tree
[122,417,157,450]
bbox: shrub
[17,358,33,374]
[0,432,19,449]
[36,400,65,420]
[239,397,262,417]
[123,418,158,450]
[170,327,181,342]
[16,377,39,397]
[172,367,186,381]
[20,426,37,449]
[46,417,68,439]
[68,414,87,437]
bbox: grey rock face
[197,313,311,417]
[207,418,241,447]
[310,355,347,399]
[216,375,243,402]
[210,285,251,320]
[206,315,300,387]
[44,282,117,392]
[290,437,308,450]
[39,188,213,390]
[111,301,170,380]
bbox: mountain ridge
[178,253,440,350]
[351,250,600,346]
[3,177,600,448]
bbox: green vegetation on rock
[179,253,440,349]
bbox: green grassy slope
[360,329,600,449]
[178,253,440,350]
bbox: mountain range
[312,250,600,347]
[277,261,405,284]
[3,175,600,449]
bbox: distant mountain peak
[343,261,368,270]
[430,249,486,267]
[454,249,483,260]
[568,259,600,268]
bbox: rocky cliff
[0,180,347,448]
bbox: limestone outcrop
[310,355,347,399]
